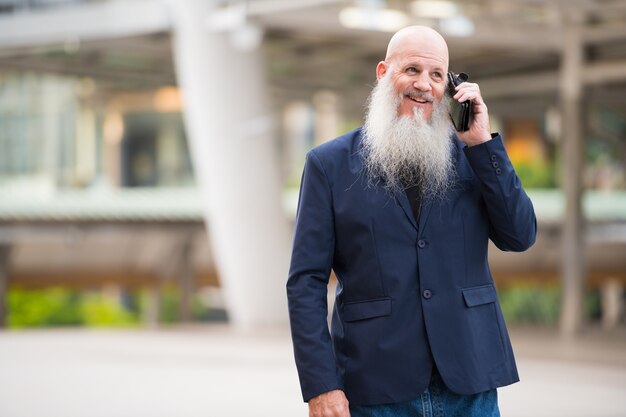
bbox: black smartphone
[446,72,471,132]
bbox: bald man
[287,26,536,417]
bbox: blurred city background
[0,0,625,416]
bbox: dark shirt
[404,184,421,222]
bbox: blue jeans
[349,367,500,417]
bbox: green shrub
[7,287,139,328]
[139,287,213,323]
[8,288,83,328]
[513,162,556,189]
[80,292,138,327]
[498,285,561,324]
[498,285,604,325]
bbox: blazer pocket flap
[462,285,498,307]
[342,298,392,322]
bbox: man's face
[376,39,448,121]
[362,60,454,197]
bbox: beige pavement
[0,325,624,417]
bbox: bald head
[374,25,450,120]
[385,26,449,68]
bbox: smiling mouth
[406,95,432,104]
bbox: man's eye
[406,67,418,73]
[432,72,442,79]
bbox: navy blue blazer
[287,128,537,406]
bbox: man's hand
[452,81,492,147]
[308,389,350,417]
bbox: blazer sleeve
[463,134,537,252]
[286,150,342,402]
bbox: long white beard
[362,70,455,199]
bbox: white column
[169,0,291,327]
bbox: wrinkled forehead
[385,27,449,69]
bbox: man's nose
[413,74,432,92]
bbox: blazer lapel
[418,197,434,234]
[370,168,419,232]
[385,135,466,234]
[395,192,418,231]
[395,188,435,233]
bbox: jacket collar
[355,129,467,232]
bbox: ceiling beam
[0,58,174,87]
[0,0,171,49]
[583,24,626,44]
[479,71,558,99]
[478,58,626,99]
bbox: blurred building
[0,0,625,330]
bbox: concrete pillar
[601,279,623,330]
[312,90,340,146]
[169,0,291,327]
[283,101,314,181]
[143,282,162,329]
[0,245,12,328]
[559,10,586,336]
[177,238,194,323]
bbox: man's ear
[375,61,387,80]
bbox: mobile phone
[446,72,472,132]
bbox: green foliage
[498,285,561,324]
[139,286,213,323]
[8,288,83,328]
[80,292,138,327]
[585,290,602,321]
[159,288,179,324]
[8,287,139,328]
[6,286,211,328]
[498,284,605,325]
[513,162,556,189]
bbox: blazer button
[422,289,432,299]
[490,154,497,161]
[492,161,499,168]
[417,239,426,248]
[495,168,502,175]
